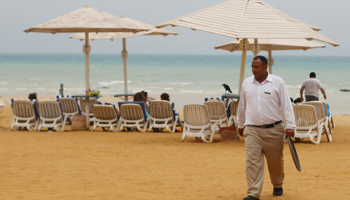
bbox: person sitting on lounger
[134,92,149,118]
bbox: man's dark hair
[253,55,268,66]
[160,93,170,101]
[310,72,316,78]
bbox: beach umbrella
[69,14,178,98]
[214,38,326,74]
[156,0,339,93]
[24,5,151,128]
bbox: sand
[0,104,349,200]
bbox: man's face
[252,59,267,81]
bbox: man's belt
[249,120,282,128]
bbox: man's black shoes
[273,187,283,196]
[243,195,259,200]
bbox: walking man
[300,72,327,102]
[237,56,295,200]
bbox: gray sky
[0,0,348,56]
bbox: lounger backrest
[149,101,173,120]
[80,99,98,114]
[293,105,317,127]
[38,101,63,119]
[320,102,329,118]
[229,100,238,116]
[12,100,35,118]
[303,101,325,121]
[118,101,147,121]
[204,101,226,120]
[120,104,144,121]
[58,98,79,114]
[93,105,117,120]
[183,104,210,126]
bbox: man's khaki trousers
[244,123,285,198]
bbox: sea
[1,53,349,114]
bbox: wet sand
[0,104,349,200]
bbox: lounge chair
[92,104,119,131]
[117,101,149,132]
[58,97,80,126]
[204,100,229,133]
[228,100,238,127]
[148,100,182,132]
[181,104,217,143]
[80,98,99,122]
[303,101,332,142]
[38,100,65,131]
[293,104,324,144]
[321,102,335,131]
[10,99,39,131]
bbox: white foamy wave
[16,88,28,91]
[179,90,206,94]
[286,85,301,89]
[99,81,131,86]
[29,78,39,81]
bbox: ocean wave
[99,81,131,86]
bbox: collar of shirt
[252,73,272,84]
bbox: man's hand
[323,94,327,99]
[285,129,294,138]
[238,128,245,137]
[300,97,303,102]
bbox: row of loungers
[9,97,334,144]
[9,97,239,143]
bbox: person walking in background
[237,56,295,200]
[300,72,327,102]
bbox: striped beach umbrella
[24,5,151,128]
[157,0,339,93]
[215,38,326,74]
[69,13,178,100]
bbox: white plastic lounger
[228,100,238,127]
[117,102,149,132]
[10,100,39,131]
[92,104,119,131]
[293,104,323,144]
[204,100,229,133]
[182,104,217,143]
[80,98,99,122]
[148,100,182,132]
[303,101,332,142]
[58,97,80,126]
[38,100,65,131]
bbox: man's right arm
[237,83,246,136]
[300,86,305,102]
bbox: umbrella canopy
[215,38,326,73]
[215,39,326,52]
[24,5,150,34]
[24,5,151,128]
[157,0,338,46]
[69,14,178,97]
[157,0,339,93]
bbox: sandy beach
[0,103,349,200]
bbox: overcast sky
[0,0,348,56]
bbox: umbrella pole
[122,38,129,101]
[238,50,247,95]
[253,38,259,57]
[268,46,273,74]
[238,38,248,95]
[84,31,90,129]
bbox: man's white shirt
[237,74,296,130]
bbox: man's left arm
[279,79,296,137]
[320,88,327,99]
